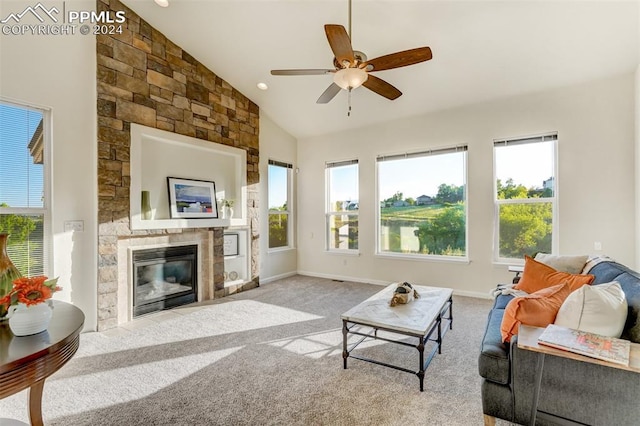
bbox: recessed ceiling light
[257,82,268,91]
[154,0,169,7]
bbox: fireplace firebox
[132,245,198,317]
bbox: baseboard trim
[296,270,388,286]
[260,271,493,299]
[260,271,298,284]
[296,270,493,299]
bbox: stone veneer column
[96,0,259,330]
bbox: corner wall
[0,0,98,330]
[259,114,298,282]
[297,74,636,296]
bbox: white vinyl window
[493,133,558,262]
[326,160,358,251]
[268,159,293,249]
[377,146,468,259]
[0,100,50,276]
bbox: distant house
[416,195,434,206]
[543,177,554,190]
[392,200,409,207]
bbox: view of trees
[380,183,466,256]
[268,203,288,248]
[0,204,44,275]
[380,178,551,258]
[496,179,552,259]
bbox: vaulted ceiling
[121,1,639,139]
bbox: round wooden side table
[0,301,84,426]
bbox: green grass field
[380,205,447,223]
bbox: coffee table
[341,283,453,391]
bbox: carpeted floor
[0,276,504,425]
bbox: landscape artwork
[167,177,218,219]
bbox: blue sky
[0,103,44,208]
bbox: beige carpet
[0,276,502,425]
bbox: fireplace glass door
[132,245,197,317]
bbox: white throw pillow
[554,281,627,338]
[534,253,588,274]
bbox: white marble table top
[341,283,453,335]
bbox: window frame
[375,146,469,261]
[493,133,559,264]
[325,159,359,253]
[267,159,293,251]
[0,99,52,276]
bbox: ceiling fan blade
[316,83,342,104]
[271,69,334,76]
[362,75,402,100]
[364,47,432,72]
[325,24,354,66]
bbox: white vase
[8,302,53,336]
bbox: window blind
[0,101,47,276]
[326,159,358,168]
[268,159,293,169]
[377,145,467,162]
[494,133,557,147]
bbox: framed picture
[167,177,218,219]
[224,233,239,256]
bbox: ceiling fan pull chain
[348,88,352,116]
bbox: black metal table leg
[449,297,453,329]
[417,339,425,392]
[342,320,348,369]
[437,313,442,354]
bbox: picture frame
[167,177,218,219]
[223,233,239,256]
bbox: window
[326,160,358,251]
[268,159,292,249]
[494,133,557,262]
[0,101,49,276]
[377,146,467,258]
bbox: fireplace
[132,244,198,317]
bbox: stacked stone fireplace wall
[96,0,259,330]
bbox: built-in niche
[130,124,247,230]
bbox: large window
[377,146,467,258]
[326,160,358,251]
[268,159,292,249]
[0,101,49,276]
[494,133,557,262]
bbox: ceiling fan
[270,0,433,105]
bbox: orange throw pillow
[501,282,572,343]
[514,255,594,293]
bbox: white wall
[259,113,298,282]
[0,1,98,329]
[297,74,636,297]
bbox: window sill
[374,252,470,264]
[267,246,296,254]
[325,250,360,257]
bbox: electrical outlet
[594,241,602,251]
[64,220,84,232]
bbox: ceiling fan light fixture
[154,0,169,7]
[333,67,368,90]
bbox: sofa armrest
[508,265,524,284]
[509,335,640,425]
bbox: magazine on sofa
[537,324,630,366]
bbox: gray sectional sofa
[478,259,640,425]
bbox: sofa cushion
[501,282,571,343]
[478,302,511,385]
[588,261,640,343]
[554,281,627,338]
[534,253,588,274]
[514,255,594,294]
